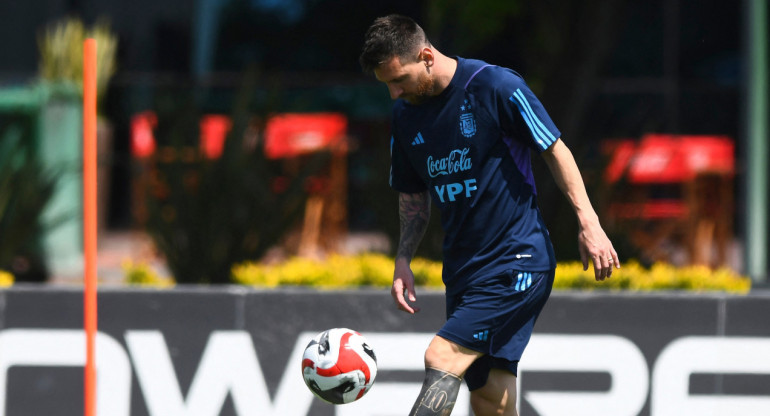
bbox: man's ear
[419,47,435,68]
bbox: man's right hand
[391,260,421,314]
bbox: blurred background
[0,0,767,285]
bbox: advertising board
[0,287,768,415]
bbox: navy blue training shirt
[389,57,559,295]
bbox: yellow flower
[553,260,750,293]
[231,255,751,293]
[0,270,14,287]
[122,260,174,288]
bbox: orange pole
[83,38,98,416]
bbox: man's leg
[470,368,519,416]
[409,336,482,416]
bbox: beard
[404,71,435,104]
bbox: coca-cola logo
[427,148,472,178]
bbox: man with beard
[359,14,619,416]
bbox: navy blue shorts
[437,269,555,391]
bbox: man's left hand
[578,222,620,281]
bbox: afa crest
[459,99,477,138]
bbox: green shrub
[122,260,174,288]
[38,17,117,101]
[0,128,58,281]
[143,142,320,284]
[141,75,324,284]
[232,255,751,293]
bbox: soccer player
[359,15,620,416]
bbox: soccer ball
[301,328,377,404]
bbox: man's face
[374,55,434,105]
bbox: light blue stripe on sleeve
[514,89,557,144]
[509,89,556,149]
[509,95,548,150]
[514,89,556,145]
[509,93,551,150]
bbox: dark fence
[0,286,768,415]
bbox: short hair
[359,14,430,74]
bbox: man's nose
[388,85,402,100]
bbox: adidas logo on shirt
[411,132,425,146]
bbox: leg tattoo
[409,367,463,416]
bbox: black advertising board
[0,286,768,415]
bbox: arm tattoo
[397,191,431,261]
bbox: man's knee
[423,336,480,375]
[423,341,452,368]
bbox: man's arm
[392,191,431,313]
[541,139,619,280]
[396,191,431,260]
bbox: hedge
[230,253,751,293]
[3,254,747,293]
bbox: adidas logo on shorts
[515,272,533,291]
[472,330,489,342]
